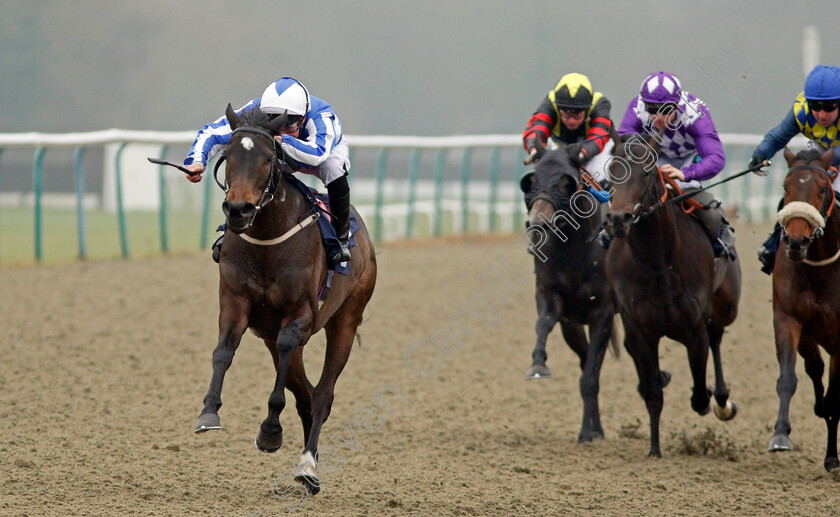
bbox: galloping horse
[194,105,377,493]
[768,147,840,473]
[520,144,617,443]
[604,134,741,457]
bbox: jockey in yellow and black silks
[522,73,613,189]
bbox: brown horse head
[778,146,837,261]
[221,104,288,232]
[605,133,662,238]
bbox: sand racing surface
[1,221,838,516]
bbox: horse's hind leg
[798,337,826,418]
[708,323,736,420]
[822,353,840,472]
[578,310,613,443]
[286,346,314,446]
[525,290,561,379]
[769,311,802,452]
[195,296,250,433]
[256,320,310,453]
[296,310,359,494]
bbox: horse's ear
[226,103,244,130]
[519,171,535,193]
[609,121,622,147]
[266,110,288,133]
[783,147,798,167]
[819,146,836,171]
[646,129,662,154]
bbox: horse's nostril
[240,203,257,219]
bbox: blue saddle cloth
[284,174,358,275]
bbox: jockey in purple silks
[605,71,735,258]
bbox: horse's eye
[265,155,273,164]
[820,187,827,195]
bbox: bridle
[626,161,669,224]
[779,163,838,241]
[213,126,286,230]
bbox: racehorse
[520,143,618,443]
[604,133,741,457]
[194,105,377,493]
[768,146,840,473]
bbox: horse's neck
[245,178,307,241]
[627,203,677,271]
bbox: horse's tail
[609,315,622,359]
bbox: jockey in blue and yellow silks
[750,64,840,274]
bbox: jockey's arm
[522,97,556,152]
[753,108,800,163]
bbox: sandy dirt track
[1,221,839,516]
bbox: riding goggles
[644,102,678,115]
[807,99,839,113]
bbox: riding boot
[211,222,226,263]
[326,175,352,266]
[718,223,737,260]
[757,197,785,275]
[757,223,782,275]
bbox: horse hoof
[660,370,671,388]
[194,413,221,433]
[255,429,283,453]
[578,431,603,444]
[295,451,320,494]
[525,364,552,379]
[824,457,839,473]
[768,434,792,452]
[713,399,737,421]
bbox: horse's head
[220,104,288,233]
[605,133,663,238]
[778,146,837,261]
[520,144,580,238]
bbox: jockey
[522,73,614,204]
[749,64,840,274]
[183,77,352,266]
[615,71,735,258]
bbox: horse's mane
[238,107,278,135]
[796,148,824,162]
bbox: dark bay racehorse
[768,147,840,473]
[520,144,618,443]
[194,105,377,493]
[604,134,741,457]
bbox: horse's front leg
[195,294,251,433]
[624,320,664,457]
[255,318,311,453]
[525,288,561,379]
[769,310,802,452]
[578,308,613,443]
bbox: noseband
[213,126,286,230]
[779,164,838,240]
